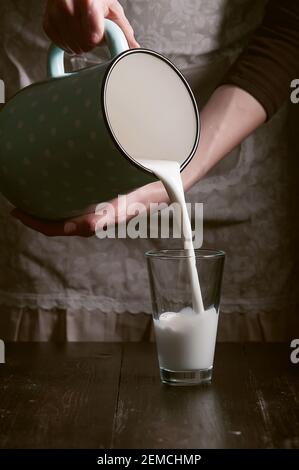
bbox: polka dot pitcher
[0,20,199,220]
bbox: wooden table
[0,342,298,449]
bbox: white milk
[140,159,204,314]
[154,307,218,370]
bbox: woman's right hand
[43,0,139,54]
[11,180,169,237]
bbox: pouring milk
[140,159,204,313]
[140,159,218,371]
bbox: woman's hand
[43,0,139,54]
[11,180,169,237]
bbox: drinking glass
[146,249,225,386]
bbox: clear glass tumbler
[146,249,225,386]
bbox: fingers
[43,0,76,53]
[76,0,106,49]
[62,199,125,237]
[43,0,140,55]
[43,0,97,54]
[107,2,140,48]
[43,16,74,54]
[63,212,103,237]
[62,182,168,237]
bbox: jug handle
[47,18,129,78]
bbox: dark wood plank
[113,343,299,449]
[0,342,298,449]
[243,343,299,449]
[0,343,122,449]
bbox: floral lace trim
[0,291,151,314]
[0,290,296,315]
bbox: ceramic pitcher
[0,19,200,220]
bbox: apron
[0,0,298,341]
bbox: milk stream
[140,159,204,314]
[140,159,219,371]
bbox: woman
[1,0,298,341]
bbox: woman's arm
[182,85,266,191]
[222,0,299,120]
[12,85,266,236]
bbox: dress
[0,0,298,341]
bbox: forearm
[182,84,266,190]
[222,0,299,120]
